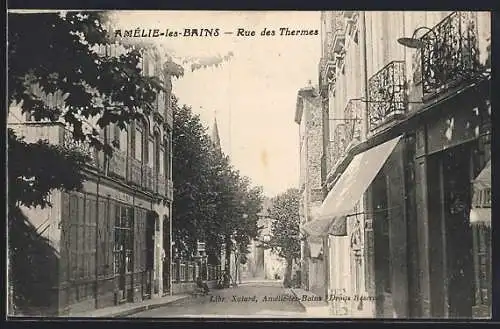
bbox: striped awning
[302,136,402,237]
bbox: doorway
[162,214,171,295]
[427,143,473,318]
[145,211,157,298]
[441,145,473,318]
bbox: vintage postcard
[6,10,491,319]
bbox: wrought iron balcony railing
[142,165,154,192]
[420,11,484,97]
[63,128,99,168]
[343,99,363,147]
[129,157,142,186]
[367,60,407,131]
[157,173,166,196]
[108,150,127,178]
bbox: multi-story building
[8,45,174,316]
[303,11,491,318]
[294,83,326,297]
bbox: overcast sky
[113,11,321,197]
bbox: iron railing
[142,165,154,192]
[367,60,407,131]
[108,150,127,178]
[343,99,363,147]
[129,157,142,186]
[63,128,99,168]
[420,11,483,96]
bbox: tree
[7,11,181,313]
[8,11,179,210]
[263,188,301,288]
[171,98,263,279]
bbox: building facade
[245,198,286,281]
[8,45,174,316]
[294,84,327,297]
[303,11,491,318]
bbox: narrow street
[130,280,306,318]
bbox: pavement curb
[114,295,190,317]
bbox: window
[154,132,161,174]
[179,263,187,281]
[148,140,154,165]
[114,205,134,274]
[135,122,143,161]
[164,133,171,180]
[159,147,164,175]
[119,129,128,152]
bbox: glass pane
[121,206,128,227]
[115,205,121,227]
[127,208,134,229]
[135,129,142,160]
[126,251,133,272]
[148,141,154,165]
[114,229,121,251]
[159,149,164,174]
[120,130,128,152]
[114,252,121,274]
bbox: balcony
[330,123,346,169]
[108,150,127,179]
[63,128,100,168]
[319,58,336,97]
[128,157,142,186]
[157,173,166,196]
[142,165,154,192]
[420,11,485,98]
[367,60,407,132]
[343,99,363,149]
[332,16,346,54]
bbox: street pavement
[129,280,307,318]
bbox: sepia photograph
[6,10,492,319]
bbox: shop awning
[470,208,491,227]
[474,160,491,189]
[302,135,402,237]
[301,215,347,237]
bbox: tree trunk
[283,258,293,288]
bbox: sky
[112,11,321,197]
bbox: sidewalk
[289,288,331,317]
[67,294,189,318]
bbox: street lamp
[397,26,438,49]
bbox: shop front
[413,80,491,318]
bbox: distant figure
[196,276,209,294]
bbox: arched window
[134,121,143,161]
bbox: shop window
[114,205,134,275]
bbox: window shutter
[97,198,107,277]
[108,199,115,276]
[134,207,141,273]
[69,194,78,281]
[76,193,85,280]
